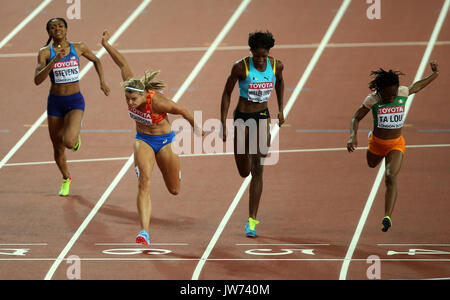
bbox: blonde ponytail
[141,70,167,91]
[121,70,167,93]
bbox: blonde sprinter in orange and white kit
[101,31,203,245]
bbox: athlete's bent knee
[385,173,397,186]
[63,135,78,149]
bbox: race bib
[52,57,80,84]
[247,82,274,103]
[128,108,153,126]
[377,106,405,129]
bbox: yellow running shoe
[72,136,81,152]
[245,217,260,237]
[59,176,72,196]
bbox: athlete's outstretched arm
[101,30,133,81]
[220,62,241,141]
[347,105,370,152]
[152,94,204,137]
[408,60,439,95]
[79,42,110,96]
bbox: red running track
[0,0,448,280]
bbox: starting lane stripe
[2,258,450,262]
[43,0,252,280]
[339,0,450,281]
[191,0,353,281]
[3,144,450,168]
[0,0,52,49]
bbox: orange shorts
[368,133,405,157]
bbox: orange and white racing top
[128,90,167,126]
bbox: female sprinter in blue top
[220,31,285,237]
[34,18,110,196]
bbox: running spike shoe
[136,230,151,245]
[245,217,260,237]
[381,216,392,232]
[59,176,72,196]
[72,136,81,152]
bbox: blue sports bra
[238,57,276,103]
[49,42,80,84]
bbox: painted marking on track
[1,258,450,262]
[339,0,450,280]
[102,248,172,255]
[378,244,450,247]
[245,249,316,256]
[417,129,450,133]
[236,243,330,246]
[0,243,47,257]
[2,144,449,168]
[0,0,52,49]
[0,249,30,256]
[95,243,188,246]
[386,249,450,256]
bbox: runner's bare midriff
[372,127,402,140]
[135,118,172,136]
[236,96,268,113]
[50,82,80,96]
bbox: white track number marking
[245,249,315,256]
[0,249,29,256]
[387,249,450,256]
[102,248,172,255]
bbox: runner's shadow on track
[64,195,137,225]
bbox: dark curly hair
[369,68,404,92]
[45,17,68,46]
[248,31,275,51]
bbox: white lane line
[235,244,330,246]
[339,0,450,281]
[2,41,450,57]
[4,157,130,167]
[3,143,450,167]
[0,0,52,49]
[378,244,450,247]
[42,0,154,280]
[0,243,48,246]
[191,0,352,281]
[43,0,251,280]
[2,258,450,262]
[94,243,189,246]
[170,0,251,103]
